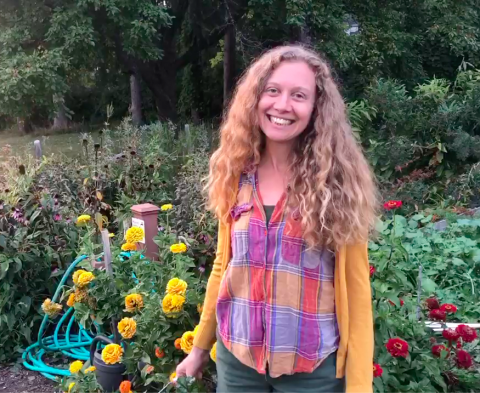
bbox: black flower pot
[90,335,126,392]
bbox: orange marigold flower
[119,380,132,393]
[155,347,165,359]
[174,338,182,350]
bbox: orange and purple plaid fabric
[216,169,339,377]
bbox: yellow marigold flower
[74,288,88,303]
[170,243,187,254]
[125,226,144,243]
[72,269,86,285]
[162,293,185,316]
[101,343,123,365]
[180,331,195,354]
[125,293,144,313]
[76,271,95,288]
[121,242,137,251]
[169,371,177,383]
[85,366,96,373]
[161,204,173,211]
[69,360,83,374]
[166,277,188,296]
[210,342,217,363]
[68,382,75,392]
[42,298,62,318]
[197,303,204,315]
[67,293,75,307]
[118,317,137,339]
[193,325,199,335]
[76,214,91,225]
[109,233,115,238]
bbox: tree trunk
[299,23,312,45]
[129,72,142,126]
[223,23,236,107]
[53,102,68,130]
[17,117,32,134]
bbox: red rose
[429,309,446,321]
[370,265,376,277]
[373,363,383,378]
[425,297,440,310]
[456,349,473,369]
[440,303,457,313]
[456,340,462,349]
[442,329,460,342]
[432,344,448,358]
[383,200,402,210]
[455,324,478,343]
[388,298,405,307]
[386,338,409,358]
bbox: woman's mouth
[267,115,294,126]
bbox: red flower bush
[386,338,409,358]
[388,298,405,307]
[425,297,440,310]
[432,344,448,358]
[369,265,376,277]
[373,363,383,378]
[442,329,460,342]
[455,324,478,343]
[383,200,402,210]
[456,349,473,369]
[429,309,446,321]
[439,303,457,313]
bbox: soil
[0,365,56,393]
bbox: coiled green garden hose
[22,255,98,381]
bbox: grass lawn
[0,127,104,159]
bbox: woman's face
[257,61,316,144]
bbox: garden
[1,1,480,391]
[1,87,480,391]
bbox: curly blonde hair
[207,45,379,248]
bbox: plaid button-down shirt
[216,170,339,378]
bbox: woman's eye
[266,87,278,94]
[294,93,306,99]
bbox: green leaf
[0,261,9,280]
[422,278,436,294]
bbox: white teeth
[270,116,293,126]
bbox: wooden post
[34,140,42,160]
[131,203,160,261]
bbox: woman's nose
[273,93,291,112]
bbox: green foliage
[370,211,480,392]
[59,220,210,391]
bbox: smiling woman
[257,61,316,143]
[175,45,379,393]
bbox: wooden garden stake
[101,229,121,343]
[34,140,42,160]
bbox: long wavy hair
[207,45,379,248]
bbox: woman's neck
[260,139,294,175]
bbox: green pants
[216,338,345,393]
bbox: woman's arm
[345,242,374,393]
[193,220,228,350]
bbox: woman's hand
[175,346,210,379]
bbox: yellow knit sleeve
[344,242,374,393]
[193,220,229,350]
